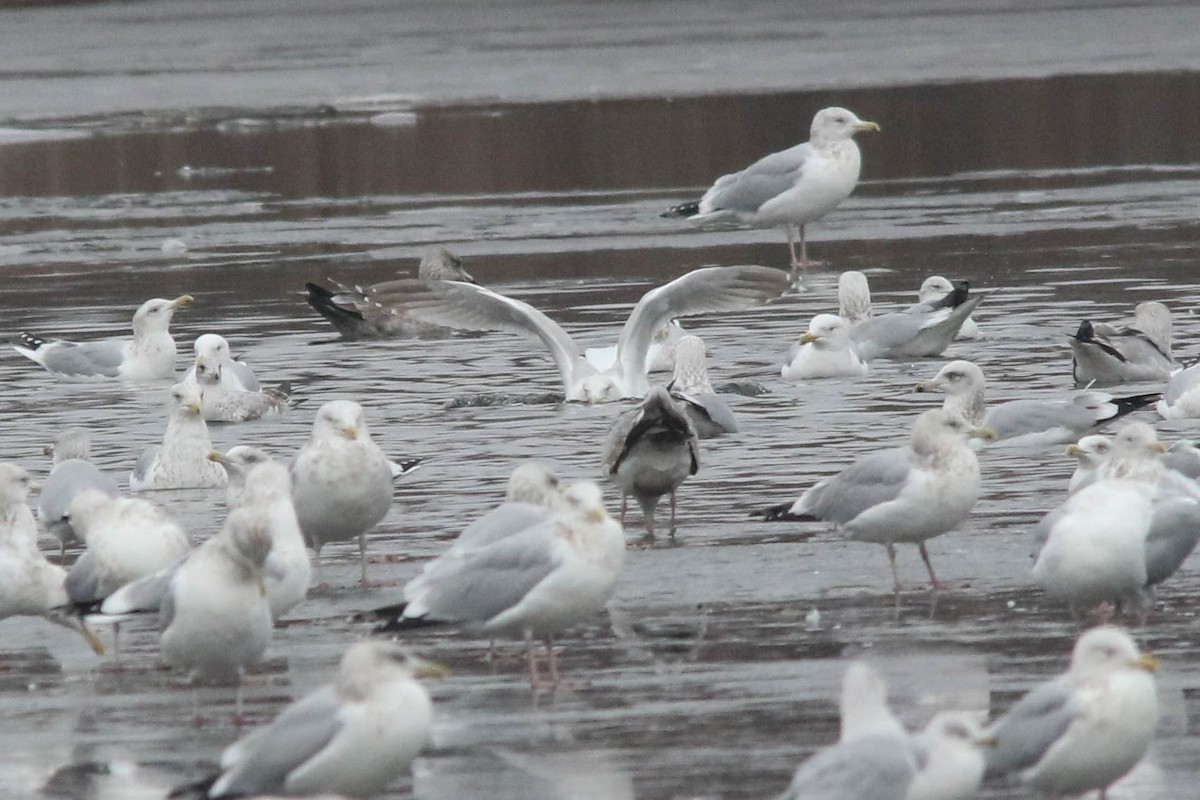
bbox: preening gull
[983,626,1158,798]
[850,282,986,362]
[915,360,1157,446]
[183,334,260,392]
[37,428,119,556]
[178,643,444,799]
[918,276,980,339]
[603,386,700,537]
[14,295,193,380]
[755,409,988,601]
[668,334,739,437]
[662,107,880,271]
[781,313,869,380]
[304,247,474,340]
[355,265,788,403]
[0,463,105,654]
[380,481,625,690]
[130,383,227,491]
[1069,301,1174,386]
[291,400,394,585]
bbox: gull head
[192,333,231,379]
[800,314,852,348]
[1066,434,1112,466]
[208,446,274,486]
[580,374,623,404]
[338,641,448,699]
[561,480,609,525]
[1070,626,1158,681]
[671,335,712,394]
[168,382,204,418]
[419,247,474,284]
[505,461,561,507]
[837,271,872,323]
[810,106,880,144]
[132,295,193,334]
[65,488,115,538]
[313,399,367,441]
[910,408,993,453]
[916,360,986,398]
[1106,422,1166,481]
[918,275,957,305]
[0,462,34,508]
[46,427,92,464]
[921,711,990,748]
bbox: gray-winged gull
[850,282,986,362]
[1156,361,1200,419]
[37,428,120,556]
[905,712,989,800]
[192,362,291,423]
[1069,301,1174,386]
[184,333,260,392]
[782,313,869,380]
[14,295,193,380]
[668,334,739,437]
[918,276,980,340]
[130,383,227,491]
[1065,434,1112,493]
[662,107,880,271]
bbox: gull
[1069,301,1174,386]
[1155,362,1200,419]
[130,383,227,491]
[662,107,880,271]
[1065,434,1112,493]
[14,295,193,380]
[850,282,986,362]
[37,428,119,556]
[181,643,444,799]
[755,409,989,602]
[0,463,105,654]
[906,712,989,800]
[304,247,475,340]
[291,400,394,585]
[781,313,869,380]
[918,276,980,339]
[667,334,739,437]
[356,264,788,403]
[983,626,1158,799]
[915,360,1158,446]
[183,333,260,392]
[837,270,872,324]
[381,481,625,690]
[208,446,275,507]
[1163,439,1200,479]
[584,319,685,375]
[602,386,700,538]
[192,360,291,423]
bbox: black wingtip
[17,331,46,349]
[1112,392,1162,417]
[372,614,443,634]
[751,501,811,522]
[661,200,700,219]
[304,281,366,326]
[167,774,217,800]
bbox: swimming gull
[837,270,872,324]
[130,382,227,491]
[1155,361,1200,419]
[667,334,739,437]
[37,428,120,556]
[983,626,1158,798]
[850,282,986,361]
[192,361,291,423]
[603,385,700,537]
[1069,301,1174,386]
[781,313,869,380]
[357,264,789,403]
[917,276,980,340]
[292,400,394,586]
[380,481,625,690]
[0,463,105,654]
[755,409,989,602]
[905,712,989,800]
[662,107,880,271]
[183,333,260,392]
[304,247,474,340]
[915,360,1157,446]
[179,642,444,799]
[14,295,193,380]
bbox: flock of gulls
[1,105,1193,799]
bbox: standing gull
[781,313,869,380]
[357,265,789,403]
[1065,434,1112,493]
[130,382,227,491]
[292,400,394,585]
[603,386,700,538]
[37,428,119,556]
[983,626,1158,799]
[207,446,274,507]
[0,463,105,654]
[668,335,739,437]
[915,360,1157,446]
[755,409,989,602]
[1070,301,1174,386]
[662,107,880,271]
[14,295,193,380]
[906,712,989,800]
[304,247,475,340]
[175,643,444,799]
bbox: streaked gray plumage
[1070,301,1174,386]
[668,335,738,437]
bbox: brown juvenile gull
[662,107,880,271]
[14,295,193,380]
[1069,300,1174,386]
[603,385,699,537]
[304,247,474,340]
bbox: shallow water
[4,3,1200,800]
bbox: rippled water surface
[4,4,1200,799]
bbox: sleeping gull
[915,360,1157,446]
[178,642,444,799]
[183,334,260,392]
[292,400,394,586]
[304,247,474,340]
[851,282,986,361]
[983,626,1158,798]
[357,265,789,403]
[603,385,700,538]
[0,463,105,654]
[130,382,227,490]
[37,428,119,556]
[667,335,739,437]
[918,276,980,339]
[781,313,869,380]
[837,270,872,324]
[662,107,880,271]
[14,295,193,380]
[755,409,989,602]
[379,481,625,690]
[906,712,989,800]
[1155,361,1200,419]
[1069,301,1174,386]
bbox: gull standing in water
[755,409,989,603]
[14,295,193,380]
[603,386,700,538]
[1069,301,1174,386]
[37,428,119,556]
[292,401,394,586]
[668,335,739,437]
[354,265,789,403]
[662,107,880,271]
[0,463,105,654]
[130,383,227,490]
[983,627,1158,799]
